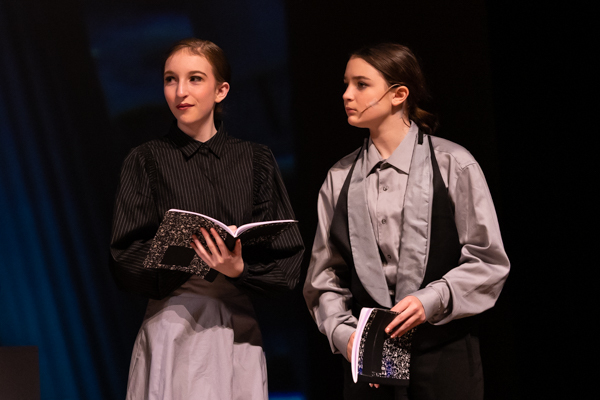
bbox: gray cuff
[411,286,444,322]
[332,323,357,361]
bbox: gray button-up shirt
[304,124,510,358]
[365,130,414,292]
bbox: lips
[177,103,193,110]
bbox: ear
[391,86,409,107]
[215,81,230,103]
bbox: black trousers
[343,333,483,400]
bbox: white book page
[168,209,234,235]
[352,307,373,383]
[234,219,296,236]
[169,209,295,237]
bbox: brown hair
[351,43,438,135]
[164,38,231,119]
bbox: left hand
[191,227,244,278]
[385,295,427,338]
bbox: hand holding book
[190,227,244,278]
[386,295,426,338]
[351,306,420,386]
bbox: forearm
[306,284,358,356]
[412,162,510,324]
[227,227,304,294]
[304,233,357,355]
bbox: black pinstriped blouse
[109,122,304,299]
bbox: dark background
[0,0,593,399]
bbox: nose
[176,81,188,97]
[342,85,352,103]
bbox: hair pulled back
[351,43,438,135]
[164,38,231,119]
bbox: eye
[164,76,176,84]
[357,81,368,89]
[190,75,203,83]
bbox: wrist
[347,331,356,360]
[225,261,248,283]
[230,259,244,278]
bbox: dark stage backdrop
[0,0,592,399]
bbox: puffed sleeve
[303,171,357,358]
[412,161,510,324]
[109,146,189,299]
[227,145,304,295]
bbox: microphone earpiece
[359,98,383,115]
[360,99,379,114]
[358,84,402,115]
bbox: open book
[143,209,297,281]
[352,307,416,386]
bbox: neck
[369,113,411,159]
[177,115,217,142]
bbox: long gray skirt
[126,274,268,400]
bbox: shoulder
[429,135,478,171]
[233,139,274,166]
[245,139,272,158]
[116,140,169,183]
[128,136,173,156]
[327,147,361,179]
[230,140,278,186]
[222,135,272,160]
[123,137,168,165]
[318,146,361,198]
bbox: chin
[347,116,359,127]
[178,116,201,125]
[347,118,367,129]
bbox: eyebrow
[343,75,372,81]
[163,70,208,77]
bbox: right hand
[386,295,426,338]
[348,330,380,388]
[191,227,243,278]
[347,331,356,360]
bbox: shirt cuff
[332,323,357,361]
[411,286,444,322]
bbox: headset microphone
[358,84,401,115]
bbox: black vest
[329,133,476,351]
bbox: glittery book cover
[143,209,297,280]
[351,307,415,386]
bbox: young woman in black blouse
[110,38,304,400]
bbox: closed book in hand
[352,307,416,386]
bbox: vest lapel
[395,133,433,303]
[347,140,392,308]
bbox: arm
[422,162,509,323]
[109,147,189,299]
[226,146,304,295]
[303,173,357,360]
[387,161,510,335]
